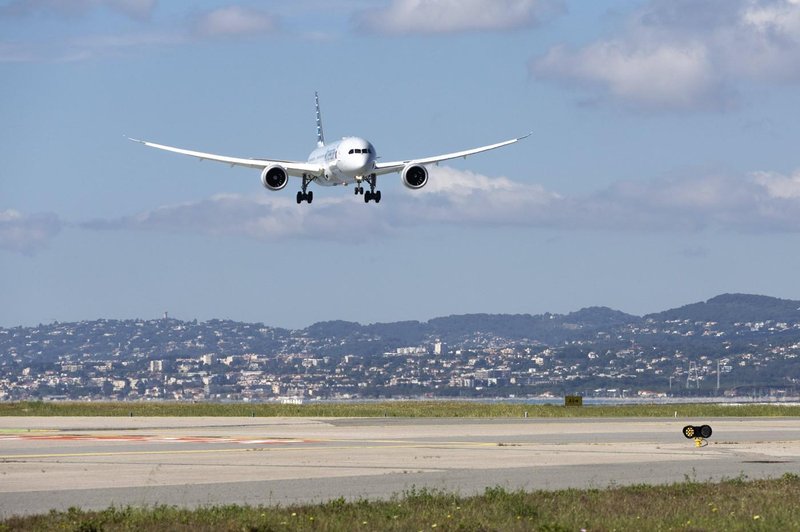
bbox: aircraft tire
[375,191,381,203]
[700,425,712,438]
[683,425,695,438]
[307,191,313,204]
[365,191,372,203]
[296,191,302,204]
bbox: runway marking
[0,434,712,452]
[0,429,57,434]
[0,441,506,460]
[1,448,284,460]
[0,434,312,444]
[0,439,716,462]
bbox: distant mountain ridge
[645,293,800,325]
[302,294,798,346]
[3,294,799,350]
[304,307,640,347]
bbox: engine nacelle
[401,164,428,189]
[261,164,288,191]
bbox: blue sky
[3,0,800,328]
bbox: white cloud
[532,0,800,111]
[82,193,394,242]
[193,6,278,38]
[396,167,561,225]
[3,30,187,63]
[753,169,800,199]
[0,0,156,20]
[69,31,185,50]
[533,41,727,111]
[79,165,800,240]
[355,0,564,35]
[0,210,63,255]
[0,4,282,62]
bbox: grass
[2,475,799,531]
[1,400,799,418]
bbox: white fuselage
[307,136,376,186]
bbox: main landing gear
[364,189,381,203]
[356,174,380,204]
[297,175,314,204]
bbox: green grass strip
[1,400,799,418]
[2,475,799,531]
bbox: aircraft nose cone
[342,155,372,175]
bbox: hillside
[646,293,800,325]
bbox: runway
[1,416,799,517]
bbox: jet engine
[261,164,288,191]
[401,164,428,189]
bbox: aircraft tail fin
[315,91,325,148]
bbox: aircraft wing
[373,133,530,176]
[128,138,323,176]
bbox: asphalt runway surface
[1,416,799,517]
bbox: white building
[434,340,448,356]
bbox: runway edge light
[682,425,713,439]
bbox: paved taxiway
[1,416,799,517]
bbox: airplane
[130,93,529,204]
